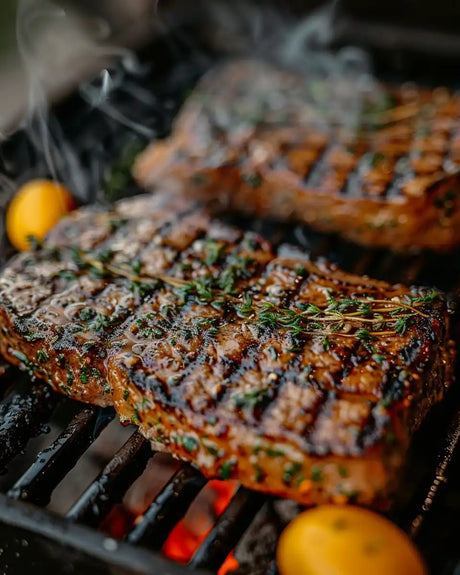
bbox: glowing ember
[101,505,137,539]
[218,552,239,575]
[163,520,209,564]
[163,479,239,571]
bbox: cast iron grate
[0,24,459,575]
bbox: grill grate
[189,487,266,571]
[0,26,459,575]
[127,464,207,549]
[67,430,152,527]
[7,406,115,506]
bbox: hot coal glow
[100,476,240,572]
[163,480,238,570]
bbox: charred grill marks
[0,193,454,507]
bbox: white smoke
[13,0,157,201]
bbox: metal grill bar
[410,408,460,539]
[189,487,266,571]
[7,406,114,506]
[67,431,151,527]
[0,382,57,471]
[0,493,199,575]
[127,464,207,549]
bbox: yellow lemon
[277,505,427,575]
[6,179,75,251]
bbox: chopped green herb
[338,465,349,478]
[394,314,415,335]
[311,465,324,482]
[265,445,285,458]
[82,341,96,355]
[67,369,75,386]
[219,460,236,480]
[233,388,265,409]
[356,328,372,341]
[236,293,253,318]
[78,308,95,321]
[283,462,303,485]
[204,238,226,267]
[132,259,142,275]
[60,384,71,396]
[203,441,220,457]
[25,332,45,342]
[160,304,176,318]
[358,303,372,316]
[242,172,262,187]
[254,464,265,483]
[321,337,330,351]
[371,152,387,167]
[182,436,199,453]
[295,266,307,277]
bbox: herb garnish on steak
[0,193,454,507]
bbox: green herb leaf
[219,460,236,480]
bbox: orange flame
[163,479,239,573]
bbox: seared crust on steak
[135,60,460,250]
[0,193,455,507]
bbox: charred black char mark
[358,402,394,452]
[135,229,274,407]
[218,264,308,423]
[400,337,425,367]
[129,368,178,409]
[302,141,335,190]
[118,220,274,414]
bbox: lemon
[6,179,75,251]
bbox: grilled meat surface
[0,193,454,507]
[135,60,460,250]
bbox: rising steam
[14,0,157,203]
[10,0,383,206]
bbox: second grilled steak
[0,193,454,507]
[135,60,460,250]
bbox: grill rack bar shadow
[127,463,207,550]
[7,406,115,506]
[67,430,152,527]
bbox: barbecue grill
[0,4,459,574]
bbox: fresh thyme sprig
[70,249,436,347]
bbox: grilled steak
[135,60,460,250]
[0,193,454,507]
